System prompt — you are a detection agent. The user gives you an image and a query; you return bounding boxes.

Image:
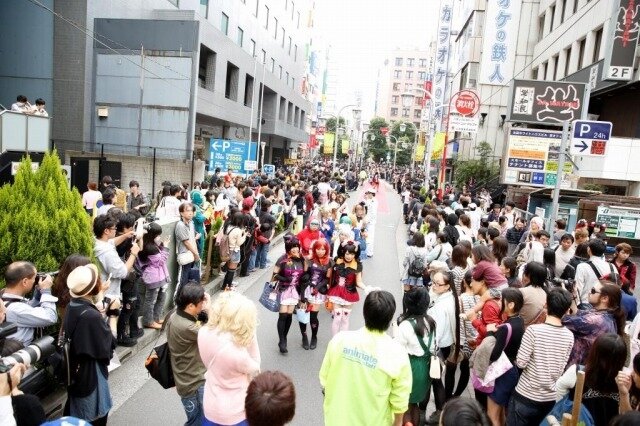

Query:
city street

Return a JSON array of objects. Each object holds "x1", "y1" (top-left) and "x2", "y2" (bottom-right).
[{"x1": 108, "y1": 182, "x2": 407, "y2": 425}]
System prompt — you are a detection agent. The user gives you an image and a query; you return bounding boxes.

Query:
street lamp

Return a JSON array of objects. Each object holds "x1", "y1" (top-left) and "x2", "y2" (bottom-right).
[
  {"x1": 397, "y1": 112, "x2": 419, "y2": 174},
  {"x1": 331, "y1": 104, "x2": 358, "y2": 174},
  {"x1": 387, "y1": 135, "x2": 401, "y2": 170}
]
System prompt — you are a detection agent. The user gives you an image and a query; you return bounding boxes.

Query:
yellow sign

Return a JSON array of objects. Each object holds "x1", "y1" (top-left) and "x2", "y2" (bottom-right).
[
  {"x1": 431, "y1": 132, "x2": 446, "y2": 159},
  {"x1": 341, "y1": 138, "x2": 349, "y2": 154},
  {"x1": 284, "y1": 158, "x2": 299, "y2": 165},
  {"x1": 415, "y1": 145, "x2": 425, "y2": 162},
  {"x1": 323, "y1": 133, "x2": 334, "y2": 154},
  {"x1": 418, "y1": 132, "x2": 426, "y2": 146}
]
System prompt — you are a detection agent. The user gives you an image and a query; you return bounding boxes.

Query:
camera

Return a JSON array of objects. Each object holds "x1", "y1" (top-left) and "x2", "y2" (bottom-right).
[
  {"x1": 551, "y1": 277, "x2": 575, "y2": 294},
  {"x1": 34, "y1": 271, "x2": 58, "y2": 286}
]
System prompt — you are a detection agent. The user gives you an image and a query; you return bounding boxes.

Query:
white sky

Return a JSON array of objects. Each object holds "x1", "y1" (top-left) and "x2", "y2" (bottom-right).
[{"x1": 314, "y1": 0, "x2": 440, "y2": 120}]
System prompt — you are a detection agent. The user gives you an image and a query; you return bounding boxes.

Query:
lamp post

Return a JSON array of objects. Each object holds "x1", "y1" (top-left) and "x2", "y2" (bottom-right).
[
  {"x1": 398, "y1": 109, "x2": 419, "y2": 175},
  {"x1": 387, "y1": 135, "x2": 400, "y2": 170},
  {"x1": 331, "y1": 104, "x2": 358, "y2": 174}
]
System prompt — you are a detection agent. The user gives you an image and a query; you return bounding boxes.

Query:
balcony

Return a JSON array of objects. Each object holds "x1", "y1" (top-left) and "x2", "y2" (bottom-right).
[{"x1": 0, "y1": 110, "x2": 50, "y2": 153}]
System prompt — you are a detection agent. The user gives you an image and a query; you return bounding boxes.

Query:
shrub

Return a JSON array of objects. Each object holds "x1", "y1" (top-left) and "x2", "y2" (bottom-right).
[{"x1": 0, "y1": 151, "x2": 93, "y2": 280}]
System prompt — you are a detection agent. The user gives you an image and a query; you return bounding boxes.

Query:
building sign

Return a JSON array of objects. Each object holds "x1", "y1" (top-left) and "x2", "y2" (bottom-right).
[
  {"x1": 209, "y1": 139, "x2": 258, "y2": 175},
  {"x1": 449, "y1": 114, "x2": 479, "y2": 133},
  {"x1": 502, "y1": 129, "x2": 573, "y2": 187},
  {"x1": 480, "y1": 0, "x2": 521, "y2": 85},
  {"x1": 597, "y1": 205, "x2": 640, "y2": 239},
  {"x1": 433, "y1": 0, "x2": 453, "y2": 131},
  {"x1": 507, "y1": 80, "x2": 586, "y2": 125},
  {"x1": 603, "y1": 0, "x2": 640, "y2": 81}
]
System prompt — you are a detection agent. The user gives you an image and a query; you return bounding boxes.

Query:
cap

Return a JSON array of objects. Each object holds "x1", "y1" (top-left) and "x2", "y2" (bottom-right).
[{"x1": 67, "y1": 264, "x2": 99, "y2": 298}]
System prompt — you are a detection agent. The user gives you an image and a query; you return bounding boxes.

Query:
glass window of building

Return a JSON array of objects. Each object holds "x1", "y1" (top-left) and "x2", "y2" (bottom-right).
[
  {"x1": 200, "y1": 0, "x2": 209, "y2": 18},
  {"x1": 264, "y1": 5, "x2": 270, "y2": 28},
  {"x1": 395, "y1": 57, "x2": 403, "y2": 66},
  {"x1": 391, "y1": 108, "x2": 398, "y2": 116},
  {"x1": 270, "y1": 58, "x2": 275, "y2": 72},
  {"x1": 274, "y1": 18, "x2": 279, "y2": 39},
  {"x1": 392, "y1": 95, "x2": 398, "y2": 104},
  {"x1": 394, "y1": 70, "x2": 401, "y2": 78},
  {"x1": 406, "y1": 70, "x2": 413, "y2": 79},
  {"x1": 407, "y1": 58, "x2": 414, "y2": 67},
  {"x1": 221, "y1": 12, "x2": 229, "y2": 35},
  {"x1": 419, "y1": 58, "x2": 427, "y2": 68},
  {"x1": 392, "y1": 83, "x2": 400, "y2": 91},
  {"x1": 237, "y1": 27, "x2": 244, "y2": 47},
  {"x1": 250, "y1": 39, "x2": 256, "y2": 57}
]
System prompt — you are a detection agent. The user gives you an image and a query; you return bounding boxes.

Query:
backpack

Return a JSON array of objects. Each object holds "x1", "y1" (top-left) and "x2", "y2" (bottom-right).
[
  {"x1": 114, "y1": 187, "x2": 127, "y2": 210},
  {"x1": 586, "y1": 261, "x2": 620, "y2": 285},
  {"x1": 408, "y1": 254, "x2": 426, "y2": 277},
  {"x1": 216, "y1": 226, "x2": 235, "y2": 262}
]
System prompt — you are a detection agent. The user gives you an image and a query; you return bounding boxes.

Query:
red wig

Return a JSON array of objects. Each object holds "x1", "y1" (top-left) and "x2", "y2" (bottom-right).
[{"x1": 310, "y1": 239, "x2": 331, "y2": 265}]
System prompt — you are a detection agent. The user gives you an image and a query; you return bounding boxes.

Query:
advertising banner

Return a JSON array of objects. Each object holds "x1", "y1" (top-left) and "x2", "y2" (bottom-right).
[
  {"x1": 508, "y1": 80, "x2": 586, "y2": 125},
  {"x1": 341, "y1": 138, "x2": 349, "y2": 154},
  {"x1": 415, "y1": 145, "x2": 425, "y2": 162},
  {"x1": 323, "y1": 133, "x2": 334, "y2": 154},
  {"x1": 480, "y1": 0, "x2": 521, "y2": 85},
  {"x1": 596, "y1": 205, "x2": 640, "y2": 239},
  {"x1": 431, "y1": 132, "x2": 446, "y2": 159},
  {"x1": 603, "y1": 0, "x2": 640, "y2": 81},
  {"x1": 209, "y1": 139, "x2": 258, "y2": 175},
  {"x1": 433, "y1": 0, "x2": 453, "y2": 132}
]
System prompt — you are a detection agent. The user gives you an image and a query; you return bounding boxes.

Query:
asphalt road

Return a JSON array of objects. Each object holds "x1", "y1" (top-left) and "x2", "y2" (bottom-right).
[{"x1": 108, "y1": 182, "x2": 407, "y2": 425}]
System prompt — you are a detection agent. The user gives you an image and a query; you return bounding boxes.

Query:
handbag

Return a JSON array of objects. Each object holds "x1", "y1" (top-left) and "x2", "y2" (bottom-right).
[
  {"x1": 145, "y1": 311, "x2": 175, "y2": 389},
  {"x1": 259, "y1": 282, "x2": 280, "y2": 312},
  {"x1": 295, "y1": 306, "x2": 310, "y2": 324},
  {"x1": 471, "y1": 323, "x2": 514, "y2": 393},
  {"x1": 177, "y1": 251, "x2": 195, "y2": 266},
  {"x1": 429, "y1": 353, "x2": 441, "y2": 380}
]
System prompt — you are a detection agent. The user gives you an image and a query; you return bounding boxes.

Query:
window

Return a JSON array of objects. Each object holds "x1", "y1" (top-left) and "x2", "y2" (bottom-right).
[
  {"x1": 578, "y1": 38, "x2": 586, "y2": 69},
  {"x1": 392, "y1": 95, "x2": 399, "y2": 104},
  {"x1": 294, "y1": 44, "x2": 298, "y2": 61},
  {"x1": 593, "y1": 27, "x2": 603, "y2": 62},
  {"x1": 414, "y1": 97, "x2": 421, "y2": 106},
  {"x1": 250, "y1": 39, "x2": 256, "y2": 57},
  {"x1": 274, "y1": 18, "x2": 278, "y2": 39},
  {"x1": 391, "y1": 107, "x2": 398, "y2": 116},
  {"x1": 281, "y1": 28, "x2": 286, "y2": 47},
  {"x1": 549, "y1": 5, "x2": 555, "y2": 31},
  {"x1": 561, "y1": 0, "x2": 567, "y2": 23},
  {"x1": 414, "y1": 109, "x2": 422, "y2": 119},
  {"x1": 552, "y1": 54, "x2": 559, "y2": 80},
  {"x1": 221, "y1": 12, "x2": 229, "y2": 35},
  {"x1": 404, "y1": 83, "x2": 412, "y2": 91},
  {"x1": 418, "y1": 71, "x2": 426, "y2": 80},
  {"x1": 200, "y1": 0, "x2": 209, "y2": 18},
  {"x1": 533, "y1": 67, "x2": 538, "y2": 80},
  {"x1": 564, "y1": 46, "x2": 572, "y2": 77},
  {"x1": 279, "y1": 97, "x2": 286, "y2": 121},
  {"x1": 279, "y1": 65, "x2": 283, "y2": 79},
  {"x1": 237, "y1": 27, "x2": 244, "y2": 47},
  {"x1": 407, "y1": 58, "x2": 415, "y2": 67},
  {"x1": 297, "y1": 11, "x2": 300, "y2": 28},
  {"x1": 198, "y1": 45, "x2": 216, "y2": 90},
  {"x1": 406, "y1": 70, "x2": 413, "y2": 79},
  {"x1": 264, "y1": 5, "x2": 269, "y2": 29},
  {"x1": 261, "y1": 49, "x2": 266, "y2": 64},
  {"x1": 292, "y1": 77, "x2": 295, "y2": 90},
  {"x1": 538, "y1": 15, "x2": 545, "y2": 41},
  {"x1": 254, "y1": 0, "x2": 259, "y2": 17},
  {"x1": 286, "y1": 72, "x2": 290, "y2": 85},
  {"x1": 287, "y1": 101, "x2": 293, "y2": 124},
  {"x1": 288, "y1": 37, "x2": 292, "y2": 55},
  {"x1": 392, "y1": 83, "x2": 400, "y2": 91},
  {"x1": 402, "y1": 108, "x2": 409, "y2": 118},
  {"x1": 244, "y1": 74, "x2": 254, "y2": 106},
  {"x1": 419, "y1": 58, "x2": 427, "y2": 68},
  {"x1": 225, "y1": 61, "x2": 239, "y2": 100},
  {"x1": 573, "y1": 0, "x2": 579, "y2": 13},
  {"x1": 291, "y1": 1, "x2": 295, "y2": 19},
  {"x1": 395, "y1": 57, "x2": 403, "y2": 66},
  {"x1": 393, "y1": 70, "x2": 401, "y2": 78},
  {"x1": 270, "y1": 57, "x2": 275, "y2": 72}
]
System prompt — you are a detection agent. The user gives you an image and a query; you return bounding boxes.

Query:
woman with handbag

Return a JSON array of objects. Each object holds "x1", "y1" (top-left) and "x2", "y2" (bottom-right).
[
  {"x1": 273, "y1": 236, "x2": 306, "y2": 354},
  {"x1": 484, "y1": 288, "x2": 525, "y2": 426},
  {"x1": 425, "y1": 271, "x2": 461, "y2": 424},
  {"x1": 302, "y1": 239, "x2": 333, "y2": 350},
  {"x1": 221, "y1": 212, "x2": 247, "y2": 291},
  {"x1": 395, "y1": 287, "x2": 436, "y2": 426},
  {"x1": 198, "y1": 291, "x2": 260, "y2": 426}
]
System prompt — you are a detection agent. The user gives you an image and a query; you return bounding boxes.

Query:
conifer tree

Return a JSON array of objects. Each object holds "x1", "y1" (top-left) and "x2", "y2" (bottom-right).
[{"x1": 0, "y1": 151, "x2": 93, "y2": 276}]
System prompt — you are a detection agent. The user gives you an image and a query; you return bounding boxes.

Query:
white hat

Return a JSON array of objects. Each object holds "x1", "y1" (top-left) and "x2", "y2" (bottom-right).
[
  {"x1": 469, "y1": 203, "x2": 477, "y2": 210},
  {"x1": 66, "y1": 264, "x2": 99, "y2": 298}
]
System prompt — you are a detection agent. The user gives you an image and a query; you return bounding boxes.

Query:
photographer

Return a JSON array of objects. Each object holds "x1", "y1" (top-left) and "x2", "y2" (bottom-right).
[
  {"x1": 1, "y1": 262, "x2": 58, "y2": 347},
  {"x1": 0, "y1": 363, "x2": 46, "y2": 426}
]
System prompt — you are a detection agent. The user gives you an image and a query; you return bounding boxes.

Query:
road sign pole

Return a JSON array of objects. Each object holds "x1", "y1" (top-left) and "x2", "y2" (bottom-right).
[{"x1": 549, "y1": 120, "x2": 570, "y2": 229}]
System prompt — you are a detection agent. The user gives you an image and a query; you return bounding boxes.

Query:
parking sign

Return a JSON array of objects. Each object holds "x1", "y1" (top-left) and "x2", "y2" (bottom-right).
[{"x1": 570, "y1": 120, "x2": 612, "y2": 157}]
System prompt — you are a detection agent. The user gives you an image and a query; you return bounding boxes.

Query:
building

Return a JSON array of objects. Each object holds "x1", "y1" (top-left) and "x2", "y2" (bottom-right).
[
  {"x1": 375, "y1": 48, "x2": 431, "y2": 128},
  {"x1": 0, "y1": 0, "x2": 311, "y2": 193}
]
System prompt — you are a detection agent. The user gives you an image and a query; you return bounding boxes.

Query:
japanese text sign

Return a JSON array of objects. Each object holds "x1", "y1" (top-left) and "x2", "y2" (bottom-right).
[
  {"x1": 480, "y1": 0, "x2": 521, "y2": 85},
  {"x1": 433, "y1": 0, "x2": 453, "y2": 132},
  {"x1": 507, "y1": 80, "x2": 586, "y2": 125},
  {"x1": 603, "y1": 0, "x2": 640, "y2": 81}
]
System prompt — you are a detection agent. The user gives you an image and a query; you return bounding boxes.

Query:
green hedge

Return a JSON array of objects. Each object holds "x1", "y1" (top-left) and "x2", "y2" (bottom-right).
[{"x1": 0, "y1": 151, "x2": 93, "y2": 280}]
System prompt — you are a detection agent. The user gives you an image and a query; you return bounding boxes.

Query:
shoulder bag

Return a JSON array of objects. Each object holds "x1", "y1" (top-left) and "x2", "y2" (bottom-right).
[
  {"x1": 144, "y1": 311, "x2": 175, "y2": 389},
  {"x1": 259, "y1": 281, "x2": 281, "y2": 312}
]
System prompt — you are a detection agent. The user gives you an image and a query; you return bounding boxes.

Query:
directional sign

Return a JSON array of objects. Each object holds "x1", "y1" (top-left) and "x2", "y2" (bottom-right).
[
  {"x1": 570, "y1": 120, "x2": 612, "y2": 157},
  {"x1": 209, "y1": 139, "x2": 258, "y2": 175}
]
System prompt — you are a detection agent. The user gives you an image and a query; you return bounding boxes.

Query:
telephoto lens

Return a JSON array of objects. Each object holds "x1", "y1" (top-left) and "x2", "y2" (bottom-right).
[{"x1": 2, "y1": 336, "x2": 55, "y2": 368}]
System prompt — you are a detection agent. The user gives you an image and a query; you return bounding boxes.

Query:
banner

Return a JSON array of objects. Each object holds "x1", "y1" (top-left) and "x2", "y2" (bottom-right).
[
  {"x1": 415, "y1": 145, "x2": 425, "y2": 162},
  {"x1": 431, "y1": 132, "x2": 446, "y2": 159},
  {"x1": 433, "y1": 0, "x2": 453, "y2": 131},
  {"x1": 323, "y1": 133, "x2": 334, "y2": 154},
  {"x1": 480, "y1": 0, "x2": 521, "y2": 85},
  {"x1": 341, "y1": 138, "x2": 349, "y2": 154}
]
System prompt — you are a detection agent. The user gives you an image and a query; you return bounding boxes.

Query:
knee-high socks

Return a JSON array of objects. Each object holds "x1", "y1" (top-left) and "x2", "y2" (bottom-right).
[
  {"x1": 222, "y1": 267, "x2": 236, "y2": 289},
  {"x1": 277, "y1": 313, "x2": 293, "y2": 351}
]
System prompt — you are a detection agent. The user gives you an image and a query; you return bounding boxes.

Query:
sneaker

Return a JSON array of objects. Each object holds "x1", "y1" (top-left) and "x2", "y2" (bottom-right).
[
  {"x1": 130, "y1": 329, "x2": 144, "y2": 339},
  {"x1": 117, "y1": 336, "x2": 138, "y2": 347},
  {"x1": 247, "y1": 268, "x2": 257, "y2": 273}
]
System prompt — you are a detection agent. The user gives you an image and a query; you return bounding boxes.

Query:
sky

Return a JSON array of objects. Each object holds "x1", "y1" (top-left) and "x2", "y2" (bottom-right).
[{"x1": 313, "y1": 0, "x2": 440, "y2": 120}]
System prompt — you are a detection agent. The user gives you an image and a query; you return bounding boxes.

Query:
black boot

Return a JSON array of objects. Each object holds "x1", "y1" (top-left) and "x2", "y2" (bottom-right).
[
  {"x1": 301, "y1": 333, "x2": 309, "y2": 350},
  {"x1": 222, "y1": 269, "x2": 235, "y2": 290},
  {"x1": 310, "y1": 311, "x2": 319, "y2": 350},
  {"x1": 277, "y1": 314, "x2": 288, "y2": 354}
]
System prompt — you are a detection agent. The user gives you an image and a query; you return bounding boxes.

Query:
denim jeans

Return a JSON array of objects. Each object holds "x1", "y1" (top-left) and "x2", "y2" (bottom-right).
[
  {"x1": 247, "y1": 247, "x2": 257, "y2": 271},
  {"x1": 180, "y1": 384, "x2": 204, "y2": 426},
  {"x1": 256, "y1": 242, "x2": 270, "y2": 268},
  {"x1": 142, "y1": 285, "x2": 167, "y2": 326},
  {"x1": 506, "y1": 392, "x2": 555, "y2": 426}
]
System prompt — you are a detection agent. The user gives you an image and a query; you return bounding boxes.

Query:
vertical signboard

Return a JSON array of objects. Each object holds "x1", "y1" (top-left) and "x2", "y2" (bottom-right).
[
  {"x1": 433, "y1": 0, "x2": 453, "y2": 132},
  {"x1": 480, "y1": 0, "x2": 521, "y2": 85},
  {"x1": 507, "y1": 80, "x2": 586, "y2": 125},
  {"x1": 603, "y1": 0, "x2": 640, "y2": 81}
]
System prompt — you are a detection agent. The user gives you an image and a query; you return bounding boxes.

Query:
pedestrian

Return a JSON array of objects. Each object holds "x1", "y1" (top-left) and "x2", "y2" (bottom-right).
[
  {"x1": 611, "y1": 243, "x2": 636, "y2": 292},
  {"x1": 519, "y1": 261, "x2": 548, "y2": 326},
  {"x1": 616, "y1": 352, "x2": 640, "y2": 413},
  {"x1": 556, "y1": 333, "x2": 626, "y2": 426},
  {"x1": 506, "y1": 288, "x2": 574, "y2": 426},
  {"x1": 199, "y1": 291, "x2": 260, "y2": 426},
  {"x1": 175, "y1": 203, "x2": 200, "y2": 293},
  {"x1": 190, "y1": 192, "x2": 207, "y2": 260},
  {"x1": 63, "y1": 264, "x2": 116, "y2": 426},
  {"x1": 52, "y1": 254, "x2": 92, "y2": 320},
  {"x1": 500, "y1": 257, "x2": 521, "y2": 288},
  {"x1": 574, "y1": 239, "x2": 616, "y2": 308},
  {"x1": 127, "y1": 180, "x2": 149, "y2": 215},
  {"x1": 137, "y1": 222, "x2": 169, "y2": 330},
  {"x1": 401, "y1": 232, "x2": 429, "y2": 291},
  {"x1": 302, "y1": 239, "x2": 332, "y2": 350},
  {"x1": 82, "y1": 182, "x2": 102, "y2": 216},
  {"x1": 440, "y1": 398, "x2": 490, "y2": 426},
  {"x1": 363, "y1": 188, "x2": 378, "y2": 257},
  {"x1": 327, "y1": 241, "x2": 369, "y2": 335},
  {"x1": 220, "y1": 212, "x2": 247, "y2": 290},
  {"x1": 273, "y1": 236, "x2": 306, "y2": 354},
  {"x1": 319, "y1": 290, "x2": 412, "y2": 426},
  {"x1": 296, "y1": 218, "x2": 321, "y2": 258},
  {"x1": 244, "y1": 371, "x2": 296, "y2": 426},
  {"x1": 395, "y1": 286, "x2": 436, "y2": 426},
  {"x1": 166, "y1": 282, "x2": 209, "y2": 426}
]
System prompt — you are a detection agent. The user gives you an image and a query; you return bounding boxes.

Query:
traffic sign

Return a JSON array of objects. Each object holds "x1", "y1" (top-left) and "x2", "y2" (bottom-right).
[
  {"x1": 451, "y1": 90, "x2": 480, "y2": 117},
  {"x1": 570, "y1": 120, "x2": 612, "y2": 157},
  {"x1": 263, "y1": 164, "x2": 275, "y2": 177}
]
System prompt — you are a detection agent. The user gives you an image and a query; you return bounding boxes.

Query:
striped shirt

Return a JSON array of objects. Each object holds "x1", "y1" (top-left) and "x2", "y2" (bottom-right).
[{"x1": 515, "y1": 323, "x2": 574, "y2": 402}]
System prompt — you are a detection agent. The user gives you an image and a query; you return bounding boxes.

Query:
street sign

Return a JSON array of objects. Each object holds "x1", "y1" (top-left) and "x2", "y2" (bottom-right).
[
  {"x1": 209, "y1": 139, "x2": 258, "y2": 175},
  {"x1": 244, "y1": 160, "x2": 258, "y2": 171},
  {"x1": 449, "y1": 113, "x2": 479, "y2": 133},
  {"x1": 603, "y1": 0, "x2": 640, "y2": 81},
  {"x1": 596, "y1": 205, "x2": 640, "y2": 239},
  {"x1": 570, "y1": 120, "x2": 612, "y2": 156},
  {"x1": 507, "y1": 80, "x2": 586, "y2": 125},
  {"x1": 263, "y1": 164, "x2": 275, "y2": 177},
  {"x1": 451, "y1": 90, "x2": 480, "y2": 116}
]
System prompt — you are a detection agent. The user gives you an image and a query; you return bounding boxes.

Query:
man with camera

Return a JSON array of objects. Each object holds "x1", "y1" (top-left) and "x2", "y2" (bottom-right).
[{"x1": 1, "y1": 262, "x2": 58, "y2": 347}]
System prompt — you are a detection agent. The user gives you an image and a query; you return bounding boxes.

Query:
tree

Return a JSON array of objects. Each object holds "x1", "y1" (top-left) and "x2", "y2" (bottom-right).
[
  {"x1": 0, "y1": 151, "x2": 93, "y2": 277},
  {"x1": 390, "y1": 121, "x2": 417, "y2": 166},
  {"x1": 453, "y1": 141, "x2": 500, "y2": 189},
  {"x1": 366, "y1": 117, "x2": 391, "y2": 163}
]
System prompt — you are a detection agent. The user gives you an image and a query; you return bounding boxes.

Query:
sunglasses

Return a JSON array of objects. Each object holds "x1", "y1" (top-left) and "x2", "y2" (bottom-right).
[{"x1": 590, "y1": 288, "x2": 601, "y2": 295}]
